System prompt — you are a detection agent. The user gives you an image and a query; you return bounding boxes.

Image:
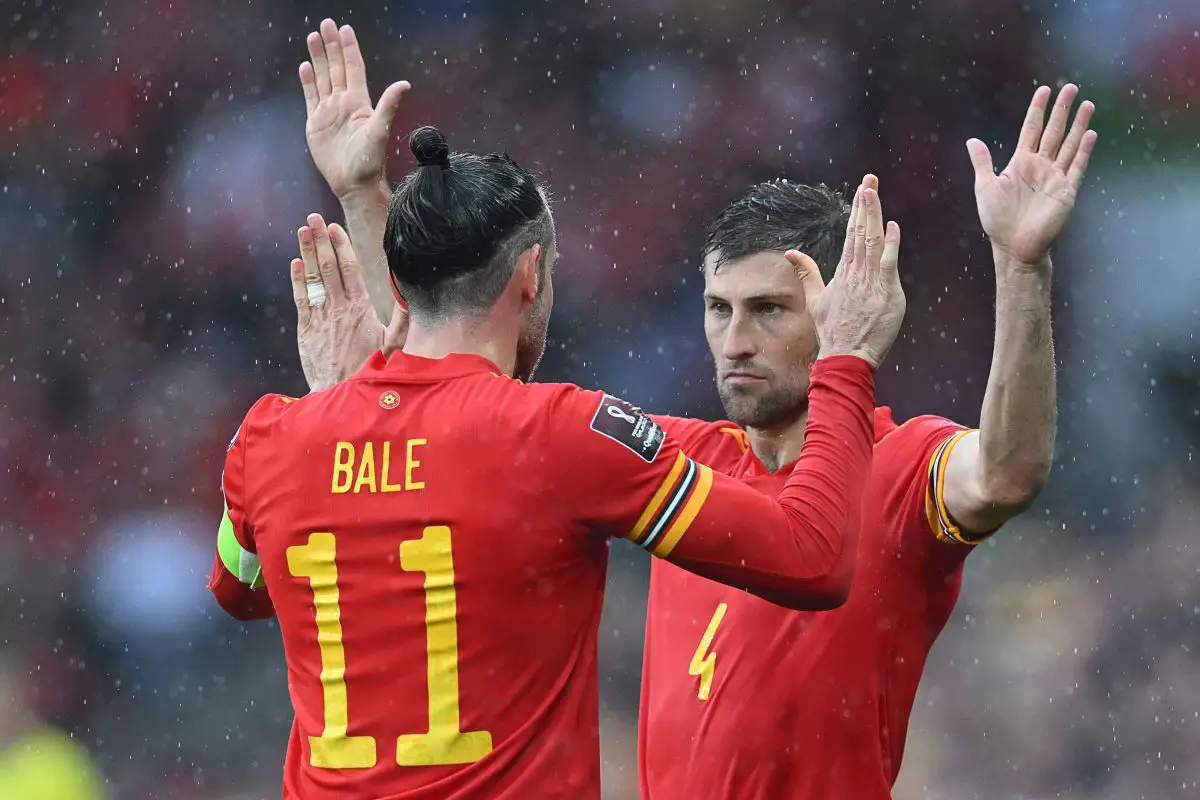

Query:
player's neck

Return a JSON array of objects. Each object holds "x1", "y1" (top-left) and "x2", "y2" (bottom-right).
[
  {"x1": 746, "y1": 409, "x2": 810, "y2": 474},
  {"x1": 403, "y1": 317, "x2": 519, "y2": 377}
]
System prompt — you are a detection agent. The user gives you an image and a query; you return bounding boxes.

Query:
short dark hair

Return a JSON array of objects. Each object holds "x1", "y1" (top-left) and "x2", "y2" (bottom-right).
[
  {"x1": 702, "y1": 179, "x2": 849, "y2": 281},
  {"x1": 385, "y1": 126, "x2": 553, "y2": 318}
]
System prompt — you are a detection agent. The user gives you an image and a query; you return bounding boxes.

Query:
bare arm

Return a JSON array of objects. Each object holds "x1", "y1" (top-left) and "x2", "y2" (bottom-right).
[
  {"x1": 339, "y1": 180, "x2": 394, "y2": 320},
  {"x1": 299, "y1": 17, "x2": 408, "y2": 323},
  {"x1": 942, "y1": 257, "x2": 1055, "y2": 533},
  {"x1": 943, "y1": 83, "x2": 1097, "y2": 535}
]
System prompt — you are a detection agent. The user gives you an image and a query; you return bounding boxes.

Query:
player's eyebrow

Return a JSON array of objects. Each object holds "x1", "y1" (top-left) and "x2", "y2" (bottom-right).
[{"x1": 704, "y1": 292, "x2": 794, "y2": 305}]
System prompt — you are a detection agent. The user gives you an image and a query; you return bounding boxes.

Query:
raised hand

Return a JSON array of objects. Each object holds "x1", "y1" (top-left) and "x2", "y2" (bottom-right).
[
  {"x1": 291, "y1": 214, "x2": 408, "y2": 392},
  {"x1": 966, "y1": 84, "x2": 1097, "y2": 267},
  {"x1": 787, "y1": 175, "x2": 906, "y2": 369},
  {"x1": 300, "y1": 19, "x2": 410, "y2": 200}
]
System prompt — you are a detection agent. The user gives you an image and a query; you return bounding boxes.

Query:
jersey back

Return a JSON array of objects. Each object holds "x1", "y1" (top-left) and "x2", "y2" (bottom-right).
[{"x1": 231, "y1": 353, "x2": 612, "y2": 800}]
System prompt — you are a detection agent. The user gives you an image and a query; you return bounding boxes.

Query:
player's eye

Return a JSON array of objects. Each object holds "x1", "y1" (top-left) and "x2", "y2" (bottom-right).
[
  {"x1": 707, "y1": 301, "x2": 731, "y2": 315},
  {"x1": 757, "y1": 302, "x2": 782, "y2": 315}
]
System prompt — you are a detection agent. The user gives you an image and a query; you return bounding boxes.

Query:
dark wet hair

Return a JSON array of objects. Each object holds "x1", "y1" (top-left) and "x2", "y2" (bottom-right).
[
  {"x1": 702, "y1": 179, "x2": 848, "y2": 281},
  {"x1": 384, "y1": 126, "x2": 553, "y2": 317}
]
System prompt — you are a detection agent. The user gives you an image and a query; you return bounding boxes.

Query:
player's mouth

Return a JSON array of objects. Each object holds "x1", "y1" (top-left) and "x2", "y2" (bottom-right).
[{"x1": 723, "y1": 371, "x2": 766, "y2": 387}]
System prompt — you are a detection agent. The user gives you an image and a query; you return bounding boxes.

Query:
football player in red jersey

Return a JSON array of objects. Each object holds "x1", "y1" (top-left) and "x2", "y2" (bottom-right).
[
  {"x1": 281, "y1": 20, "x2": 1095, "y2": 797},
  {"x1": 637, "y1": 86, "x2": 1095, "y2": 798},
  {"x1": 208, "y1": 116, "x2": 908, "y2": 798}
]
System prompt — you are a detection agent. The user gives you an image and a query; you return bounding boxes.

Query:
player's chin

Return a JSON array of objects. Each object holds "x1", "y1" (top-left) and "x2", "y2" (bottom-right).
[{"x1": 718, "y1": 388, "x2": 760, "y2": 421}]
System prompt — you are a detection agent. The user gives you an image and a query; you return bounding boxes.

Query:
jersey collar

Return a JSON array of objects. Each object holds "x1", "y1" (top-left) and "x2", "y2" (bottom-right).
[
  {"x1": 735, "y1": 406, "x2": 897, "y2": 477},
  {"x1": 359, "y1": 350, "x2": 506, "y2": 381}
]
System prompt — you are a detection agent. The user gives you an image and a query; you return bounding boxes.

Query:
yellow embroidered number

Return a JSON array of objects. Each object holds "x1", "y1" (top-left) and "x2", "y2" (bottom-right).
[
  {"x1": 688, "y1": 602, "x2": 728, "y2": 701},
  {"x1": 397, "y1": 526, "x2": 493, "y2": 765},
  {"x1": 286, "y1": 527, "x2": 493, "y2": 770}
]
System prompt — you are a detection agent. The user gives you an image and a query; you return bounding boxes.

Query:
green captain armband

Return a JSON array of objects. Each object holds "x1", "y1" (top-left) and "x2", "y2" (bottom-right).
[{"x1": 217, "y1": 505, "x2": 265, "y2": 589}]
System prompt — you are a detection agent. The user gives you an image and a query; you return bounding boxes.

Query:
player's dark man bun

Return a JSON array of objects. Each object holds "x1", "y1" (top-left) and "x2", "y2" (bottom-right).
[
  {"x1": 385, "y1": 125, "x2": 552, "y2": 318},
  {"x1": 410, "y1": 126, "x2": 450, "y2": 168},
  {"x1": 703, "y1": 179, "x2": 848, "y2": 282}
]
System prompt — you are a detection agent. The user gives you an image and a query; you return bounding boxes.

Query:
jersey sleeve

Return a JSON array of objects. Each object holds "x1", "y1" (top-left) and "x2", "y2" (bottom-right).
[
  {"x1": 207, "y1": 394, "x2": 288, "y2": 621},
  {"x1": 543, "y1": 355, "x2": 877, "y2": 610},
  {"x1": 879, "y1": 415, "x2": 989, "y2": 575}
]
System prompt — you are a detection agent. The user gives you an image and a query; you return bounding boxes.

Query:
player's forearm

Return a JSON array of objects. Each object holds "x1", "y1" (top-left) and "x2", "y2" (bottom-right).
[
  {"x1": 668, "y1": 357, "x2": 874, "y2": 610},
  {"x1": 340, "y1": 180, "x2": 394, "y2": 323},
  {"x1": 976, "y1": 251, "x2": 1057, "y2": 510}
]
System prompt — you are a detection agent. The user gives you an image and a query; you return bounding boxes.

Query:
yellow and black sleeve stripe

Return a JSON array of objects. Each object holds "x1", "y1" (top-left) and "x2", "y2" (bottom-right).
[
  {"x1": 626, "y1": 451, "x2": 714, "y2": 558},
  {"x1": 925, "y1": 430, "x2": 993, "y2": 546}
]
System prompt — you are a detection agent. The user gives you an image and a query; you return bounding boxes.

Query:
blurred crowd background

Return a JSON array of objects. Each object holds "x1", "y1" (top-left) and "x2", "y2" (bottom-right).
[{"x1": 1, "y1": 0, "x2": 1197, "y2": 797}]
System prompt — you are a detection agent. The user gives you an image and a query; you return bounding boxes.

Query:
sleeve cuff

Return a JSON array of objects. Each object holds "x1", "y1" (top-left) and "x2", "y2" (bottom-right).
[{"x1": 925, "y1": 430, "x2": 994, "y2": 546}]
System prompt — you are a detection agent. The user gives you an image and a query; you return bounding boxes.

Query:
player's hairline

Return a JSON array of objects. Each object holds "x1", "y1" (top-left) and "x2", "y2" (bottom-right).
[{"x1": 701, "y1": 246, "x2": 801, "y2": 275}]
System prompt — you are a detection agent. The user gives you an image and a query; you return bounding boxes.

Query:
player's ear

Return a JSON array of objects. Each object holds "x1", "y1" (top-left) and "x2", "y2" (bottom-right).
[{"x1": 516, "y1": 243, "x2": 541, "y2": 305}]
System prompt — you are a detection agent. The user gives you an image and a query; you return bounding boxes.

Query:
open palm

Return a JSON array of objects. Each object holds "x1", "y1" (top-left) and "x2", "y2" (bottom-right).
[
  {"x1": 300, "y1": 18, "x2": 410, "y2": 198},
  {"x1": 967, "y1": 84, "x2": 1097, "y2": 266}
]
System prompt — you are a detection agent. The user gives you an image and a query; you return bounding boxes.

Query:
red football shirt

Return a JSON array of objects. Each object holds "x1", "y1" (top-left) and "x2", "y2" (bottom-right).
[
  {"x1": 640, "y1": 408, "x2": 982, "y2": 799},
  {"x1": 207, "y1": 351, "x2": 879, "y2": 800}
]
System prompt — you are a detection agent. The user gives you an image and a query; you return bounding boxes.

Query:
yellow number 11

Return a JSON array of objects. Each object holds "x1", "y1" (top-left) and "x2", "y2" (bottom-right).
[{"x1": 286, "y1": 526, "x2": 493, "y2": 770}]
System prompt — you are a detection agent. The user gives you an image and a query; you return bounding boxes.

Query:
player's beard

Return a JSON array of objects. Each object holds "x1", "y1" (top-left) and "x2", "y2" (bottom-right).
[
  {"x1": 514, "y1": 291, "x2": 551, "y2": 382},
  {"x1": 719, "y1": 378, "x2": 809, "y2": 430}
]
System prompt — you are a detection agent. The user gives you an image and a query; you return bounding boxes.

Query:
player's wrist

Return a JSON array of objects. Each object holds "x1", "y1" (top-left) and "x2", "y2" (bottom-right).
[
  {"x1": 814, "y1": 350, "x2": 880, "y2": 372},
  {"x1": 338, "y1": 178, "x2": 392, "y2": 210},
  {"x1": 990, "y1": 243, "x2": 1053, "y2": 275},
  {"x1": 811, "y1": 353, "x2": 877, "y2": 384},
  {"x1": 992, "y1": 250, "x2": 1054, "y2": 296}
]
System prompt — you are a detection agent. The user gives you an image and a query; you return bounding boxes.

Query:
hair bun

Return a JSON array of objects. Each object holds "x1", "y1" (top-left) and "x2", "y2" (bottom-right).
[{"x1": 410, "y1": 126, "x2": 451, "y2": 168}]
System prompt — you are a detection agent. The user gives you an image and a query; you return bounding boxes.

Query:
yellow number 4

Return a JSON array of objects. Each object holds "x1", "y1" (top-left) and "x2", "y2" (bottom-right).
[
  {"x1": 688, "y1": 602, "x2": 728, "y2": 702},
  {"x1": 287, "y1": 527, "x2": 493, "y2": 770}
]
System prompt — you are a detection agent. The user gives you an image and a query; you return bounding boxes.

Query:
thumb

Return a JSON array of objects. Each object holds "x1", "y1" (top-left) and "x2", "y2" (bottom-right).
[
  {"x1": 382, "y1": 302, "x2": 409, "y2": 356},
  {"x1": 371, "y1": 81, "x2": 411, "y2": 138},
  {"x1": 786, "y1": 250, "x2": 825, "y2": 310},
  {"x1": 965, "y1": 138, "x2": 995, "y2": 185}
]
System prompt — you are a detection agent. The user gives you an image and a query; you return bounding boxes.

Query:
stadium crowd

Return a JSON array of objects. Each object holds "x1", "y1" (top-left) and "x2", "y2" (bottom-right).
[{"x1": 1, "y1": 0, "x2": 1197, "y2": 797}]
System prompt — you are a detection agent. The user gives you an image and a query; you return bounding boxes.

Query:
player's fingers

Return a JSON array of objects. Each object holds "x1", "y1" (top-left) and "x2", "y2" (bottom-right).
[
  {"x1": 328, "y1": 223, "x2": 364, "y2": 302},
  {"x1": 861, "y1": 173, "x2": 878, "y2": 193},
  {"x1": 839, "y1": 183, "x2": 863, "y2": 266},
  {"x1": 1056, "y1": 99, "x2": 1095, "y2": 171},
  {"x1": 850, "y1": 189, "x2": 875, "y2": 281},
  {"x1": 965, "y1": 138, "x2": 995, "y2": 185},
  {"x1": 309, "y1": 214, "x2": 345, "y2": 307},
  {"x1": 371, "y1": 81, "x2": 411, "y2": 140},
  {"x1": 320, "y1": 18, "x2": 346, "y2": 93},
  {"x1": 880, "y1": 221, "x2": 901, "y2": 286},
  {"x1": 340, "y1": 24, "x2": 368, "y2": 93},
  {"x1": 1066, "y1": 129, "x2": 1098, "y2": 190},
  {"x1": 1015, "y1": 85, "x2": 1051, "y2": 153},
  {"x1": 382, "y1": 302, "x2": 410, "y2": 356},
  {"x1": 290, "y1": 258, "x2": 311, "y2": 319},
  {"x1": 298, "y1": 225, "x2": 321, "y2": 284},
  {"x1": 787, "y1": 250, "x2": 825, "y2": 311},
  {"x1": 860, "y1": 188, "x2": 885, "y2": 279},
  {"x1": 299, "y1": 62, "x2": 318, "y2": 114},
  {"x1": 1038, "y1": 83, "x2": 1078, "y2": 159},
  {"x1": 306, "y1": 31, "x2": 332, "y2": 98}
]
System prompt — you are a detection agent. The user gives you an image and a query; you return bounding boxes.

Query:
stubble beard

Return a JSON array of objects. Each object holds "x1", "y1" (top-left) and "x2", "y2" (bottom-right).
[{"x1": 718, "y1": 381, "x2": 809, "y2": 431}]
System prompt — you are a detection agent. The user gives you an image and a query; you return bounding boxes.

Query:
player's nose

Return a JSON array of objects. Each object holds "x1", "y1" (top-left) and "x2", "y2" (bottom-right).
[{"x1": 721, "y1": 316, "x2": 757, "y2": 361}]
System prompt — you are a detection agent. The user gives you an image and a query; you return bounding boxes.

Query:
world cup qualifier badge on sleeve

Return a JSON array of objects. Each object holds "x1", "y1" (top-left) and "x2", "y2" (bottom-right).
[{"x1": 589, "y1": 395, "x2": 666, "y2": 462}]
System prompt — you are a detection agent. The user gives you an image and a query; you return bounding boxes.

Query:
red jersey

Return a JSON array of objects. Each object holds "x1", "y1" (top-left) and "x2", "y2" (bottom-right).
[
  {"x1": 640, "y1": 408, "x2": 984, "y2": 799},
  {"x1": 207, "y1": 351, "x2": 879, "y2": 800}
]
